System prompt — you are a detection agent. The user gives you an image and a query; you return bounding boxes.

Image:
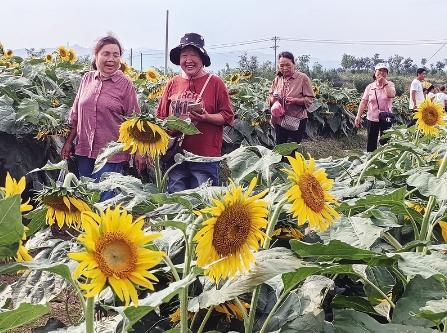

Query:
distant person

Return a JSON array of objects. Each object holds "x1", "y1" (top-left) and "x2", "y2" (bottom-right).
[
  {"x1": 426, "y1": 84, "x2": 436, "y2": 101},
  {"x1": 434, "y1": 85, "x2": 447, "y2": 109},
  {"x1": 268, "y1": 51, "x2": 315, "y2": 145},
  {"x1": 409, "y1": 68, "x2": 426, "y2": 111},
  {"x1": 60, "y1": 35, "x2": 145, "y2": 200},
  {"x1": 157, "y1": 33, "x2": 234, "y2": 193},
  {"x1": 355, "y1": 63, "x2": 396, "y2": 152}
]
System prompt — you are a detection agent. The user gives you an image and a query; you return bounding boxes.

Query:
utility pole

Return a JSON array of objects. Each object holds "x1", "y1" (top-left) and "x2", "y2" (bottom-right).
[
  {"x1": 130, "y1": 48, "x2": 133, "y2": 66},
  {"x1": 271, "y1": 36, "x2": 280, "y2": 70},
  {"x1": 164, "y1": 10, "x2": 169, "y2": 75},
  {"x1": 140, "y1": 52, "x2": 143, "y2": 71}
]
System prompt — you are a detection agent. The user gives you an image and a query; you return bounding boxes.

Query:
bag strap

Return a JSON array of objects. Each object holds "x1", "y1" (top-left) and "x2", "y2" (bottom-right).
[
  {"x1": 374, "y1": 88, "x2": 381, "y2": 111},
  {"x1": 198, "y1": 74, "x2": 213, "y2": 98}
]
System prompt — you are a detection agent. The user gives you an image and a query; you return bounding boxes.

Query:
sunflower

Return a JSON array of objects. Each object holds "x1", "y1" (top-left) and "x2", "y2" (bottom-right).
[
  {"x1": 145, "y1": 68, "x2": 160, "y2": 82},
  {"x1": 68, "y1": 207, "x2": 164, "y2": 307},
  {"x1": 57, "y1": 46, "x2": 69, "y2": 60},
  {"x1": 194, "y1": 177, "x2": 268, "y2": 282},
  {"x1": 439, "y1": 221, "x2": 447, "y2": 242},
  {"x1": 4, "y1": 49, "x2": 13, "y2": 58},
  {"x1": 45, "y1": 54, "x2": 53, "y2": 63},
  {"x1": 241, "y1": 71, "x2": 252, "y2": 80},
  {"x1": 1, "y1": 172, "x2": 32, "y2": 212},
  {"x1": 413, "y1": 99, "x2": 446, "y2": 136},
  {"x1": 229, "y1": 73, "x2": 241, "y2": 85},
  {"x1": 272, "y1": 226, "x2": 304, "y2": 239},
  {"x1": 215, "y1": 300, "x2": 250, "y2": 321},
  {"x1": 169, "y1": 308, "x2": 194, "y2": 323},
  {"x1": 67, "y1": 48, "x2": 77, "y2": 64},
  {"x1": 283, "y1": 153, "x2": 339, "y2": 232},
  {"x1": 16, "y1": 227, "x2": 32, "y2": 262},
  {"x1": 119, "y1": 118, "x2": 170, "y2": 158},
  {"x1": 41, "y1": 193, "x2": 91, "y2": 229}
]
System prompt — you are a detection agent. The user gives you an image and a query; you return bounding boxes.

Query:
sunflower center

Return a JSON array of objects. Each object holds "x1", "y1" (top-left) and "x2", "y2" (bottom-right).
[
  {"x1": 298, "y1": 174, "x2": 325, "y2": 213},
  {"x1": 212, "y1": 203, "x2": 251, "y2": 257},
  {"x1": 421, "y1": 107, "x2": 439, "y2": 126},
  {"x1": 128, "y1": 123, "x2": 161, "y2": 143},
  {"x1": 43, "y1": 195, "x2": 71, "y2": 212},
  {"x1": 94, "y1": 233, "x2": 137, "y2": 278}
]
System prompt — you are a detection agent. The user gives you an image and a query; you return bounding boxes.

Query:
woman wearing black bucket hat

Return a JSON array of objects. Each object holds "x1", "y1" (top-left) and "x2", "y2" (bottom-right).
[{"x1": 157, "y1": 33, "x2": 234, "y2": 193}]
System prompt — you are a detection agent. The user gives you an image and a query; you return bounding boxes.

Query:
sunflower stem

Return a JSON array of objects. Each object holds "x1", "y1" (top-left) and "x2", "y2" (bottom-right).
[
  {"x1": 154, "y1": 155, "x2": 163, "y2": 192},
  {"x1": 382, "y1": 232, "x2": 402, "y2": 250},
  {"x1": 356, "y1": 148, "x2": 396, "y2": 186},
  {"x1": 417, "y1": 150, "x2": 447, "y2": 253},
  {"x1": 161, "y1": 161, "x2": 181, "y2": 191},
  {"x1": 196, "y1": 306, "x2": 213, "y2": 333},
  {"x1": 62, "y1": 172, "x2": 79, "y2": 188},
  {"x1": 163, "y1": 256, "x2": 180, "y2": 282},
  {"x1": 85, "y1": 297, "x2": 94, "y2": 333},
  {"x1": 359, "y1": 275, "x2": 395, "y2": 309},
  {"x1": 234, "y1": 297, "x2": 249, "y2": 324},
  {"x1": 247, "y1": 198, "x2": 287, "y2": 333},
  {"x1": 259, "y1": 292, "x2": 288, "y2": 333},
  {"x1": 180, "y1": 215, "x2": 204, "y2": 333}
]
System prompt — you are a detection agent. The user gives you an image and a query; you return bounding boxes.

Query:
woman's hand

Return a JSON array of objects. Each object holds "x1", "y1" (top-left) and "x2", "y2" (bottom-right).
[
  {"x1": 189, "y1": 108, "x2": 209, "y2": 122},
  {"x1": 134, "y1": 154, "x2": 147, "y2": 173},
  {"x1": 355, "y1": 115, "x2": 362, "y2": 128},
  {"x1": 60, "y1": 141, "x2": 73, "y2": 160}
]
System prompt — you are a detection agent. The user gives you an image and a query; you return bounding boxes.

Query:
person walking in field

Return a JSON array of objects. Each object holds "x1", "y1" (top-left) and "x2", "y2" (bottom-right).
[
  {"x1": 268, "y1": 51, "x2": 315, "y2": 145},
  {"x1": 434, "y1": 85, "x2": 447, "y2": 109},
  {"x1": 60, "y1": 35, "x2": 146, "y2": 200},
  {"x1": 157, "y1": 33, "x2": 234, "y2": 193},
  {"x1": 355, "y1": 63, "x2": 396, "y2": 152},
  {"x1": 409, "y1": 68, "x2": 426, "y2": 112}
]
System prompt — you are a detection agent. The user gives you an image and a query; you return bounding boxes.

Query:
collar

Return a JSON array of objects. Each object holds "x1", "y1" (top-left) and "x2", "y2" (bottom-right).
[
  {"x1": 282, "y1": 71, "x2": 299, "y2": 81},
  {"x1": 94, "y1": 70, "x2": 122, "y2": 82}
]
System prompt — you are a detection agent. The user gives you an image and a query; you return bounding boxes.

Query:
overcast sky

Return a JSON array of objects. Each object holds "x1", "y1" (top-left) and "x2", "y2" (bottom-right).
[{"x1": 2, "y1": 0, "x2": 447, "y2": 67}]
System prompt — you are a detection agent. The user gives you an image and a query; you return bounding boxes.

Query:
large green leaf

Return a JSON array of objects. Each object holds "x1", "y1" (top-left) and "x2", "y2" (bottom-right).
[
  {"x1": 334, "y1": 309, "x2": 438, "y2": 333},
  {"x1": 290, "y1": 239, "x2": 390, "y2": 262},
  {"x1": 416, "y1": 299, "x2": 447, "y2": 325},
  {"x1": 0, "y1": 196, "x2": 23, "y2": 257},
  {"x1": 407, "y1": 171, "x2": 447, "y2": 201},
  {"x1": 273, "y1": 143, "x2": 300, "y2": 156},
  {"x1": 363, "y1": 267, "x2": 396, "y2": 302},
  {"x1": 332, "y1": 295, "x2": 379, "y2": 316},
  {"x1": 0, "y1": 261, "x2": 73, "y2": 284},
  {"x1": 188, "y1": 248, "x2": 304, "y2": 311},
  {"x1": 397, "y1": 252, "x2": 447, "y2": 279},
  {"x1": 320, "y1": 217, "x2": 384, "y2": 250},
  {"x1": 93, "y1": 141, "x2": 125, "y2": 173},
  {"x1": 261, "y1": 276, "x2": 333, "y2": 333},
  {"x1": 224, "y1": 145, "x2": 282, "y2": 182},
  {"x1": 0, "y1": 303, "x2": 50, "y2": 333},
  {"x1": 165, "y1": 116, "x2": 201, "y2": 135},
  {"x1": 112, "y1": 274, "x2": 196, "y2": 331},
  {"x1": 392, "y1": 275, "x2": 446, "y2": 327}
]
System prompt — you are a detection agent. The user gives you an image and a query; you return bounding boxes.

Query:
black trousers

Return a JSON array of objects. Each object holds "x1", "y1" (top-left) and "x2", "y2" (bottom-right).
[
  {"x1": 367, "y1": 120, "x2": 392, "y2": 152},
  {"x1": 274, "y1": 118, "x2": 308, "y2": 145}
]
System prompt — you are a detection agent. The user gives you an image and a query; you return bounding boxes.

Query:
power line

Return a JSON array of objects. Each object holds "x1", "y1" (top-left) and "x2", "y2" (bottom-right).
[
  {"x1": 282, "y1": 37, "x2": 447, "y2": 46},
  {"x1": 425, "y1": 42, "x2": 447, "y2": 64}
]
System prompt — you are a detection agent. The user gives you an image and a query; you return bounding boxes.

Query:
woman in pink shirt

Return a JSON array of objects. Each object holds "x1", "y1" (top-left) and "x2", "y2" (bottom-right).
[
  {"x1": 60, "y1": 36, "x2": 145, "y2": 200},
  {"x1": 355, "y1": 63, "x2": 396, "y2": 152}
]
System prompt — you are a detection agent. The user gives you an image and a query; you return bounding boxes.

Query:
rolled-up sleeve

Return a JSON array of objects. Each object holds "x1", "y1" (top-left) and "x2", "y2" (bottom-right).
[
  {"x1": 156, "y1": 80, "x2": 173, "y2": 120},
  {"x1": 125, "y1": 84, "x2": 141, "y2": 116},
  {"x1": 302, "y1": 75, "x2": 315, "y2": 109},
  {"x1": 216, "y1": 78, "x2": 234, "y2": 126}
]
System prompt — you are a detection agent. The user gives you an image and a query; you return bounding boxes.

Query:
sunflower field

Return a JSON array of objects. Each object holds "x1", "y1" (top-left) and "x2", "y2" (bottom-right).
[{"x1": 2, "y1": 45, "x2": 447, "y2": 333}]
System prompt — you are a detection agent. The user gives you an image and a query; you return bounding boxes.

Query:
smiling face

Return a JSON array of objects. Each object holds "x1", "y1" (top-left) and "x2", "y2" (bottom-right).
[
  {"x1": 179, "y1": 46, "x2": 203, "y2": 77},
  {"x1": 95, "y1": 43, "x2": 121, "y2": 76}
]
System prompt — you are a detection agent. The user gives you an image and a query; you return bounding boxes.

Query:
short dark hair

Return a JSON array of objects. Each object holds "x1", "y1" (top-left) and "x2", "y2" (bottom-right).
[
  {"x1": 278, "y1": 51, "x2": 295, "y2": 64},
  {"x1": 92, "y1": 35, "x2": 123, "y2": 70},
  {"x1": 440, "y1": 85, "x2": 446, "y2": 92},
  {"x1": 416, "y1": 68, "x2": 426, "y2": 75}
]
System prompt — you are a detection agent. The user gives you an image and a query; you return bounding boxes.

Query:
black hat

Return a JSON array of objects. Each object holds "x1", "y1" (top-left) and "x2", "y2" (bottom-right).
[{"x1": 169, "y1": 33, "x2": 211, "y2": 67}]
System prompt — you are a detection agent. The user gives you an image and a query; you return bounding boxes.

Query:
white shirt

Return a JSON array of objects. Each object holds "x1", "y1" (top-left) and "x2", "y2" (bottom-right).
[
  {"x1": 409, "y1": 79, "x2": 424, "y2": 109},
  {"x1": 434, "y1": 92, "x2": 447, "y2": 108}
]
